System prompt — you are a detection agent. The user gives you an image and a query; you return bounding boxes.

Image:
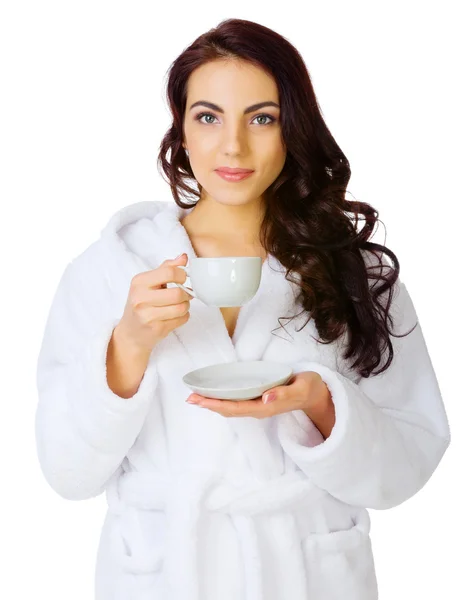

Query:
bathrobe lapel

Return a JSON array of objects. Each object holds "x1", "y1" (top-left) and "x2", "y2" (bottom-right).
[
  {"x1": 147, "y1": 201, "x2": 301, "y2": 370},
  {"x1": 99, "y1": 200, "x2": 303, "y2": 373}
]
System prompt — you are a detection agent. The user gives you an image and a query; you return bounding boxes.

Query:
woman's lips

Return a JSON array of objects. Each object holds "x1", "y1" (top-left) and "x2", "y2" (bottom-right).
[{"x1": 215, "y1": 170, "x2": 254, "y2": 182}]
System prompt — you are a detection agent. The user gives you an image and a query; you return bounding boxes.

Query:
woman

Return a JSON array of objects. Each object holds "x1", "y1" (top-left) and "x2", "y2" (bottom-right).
[{"x1": 35, "y1": 18, "x2": 451, "y2": 600}]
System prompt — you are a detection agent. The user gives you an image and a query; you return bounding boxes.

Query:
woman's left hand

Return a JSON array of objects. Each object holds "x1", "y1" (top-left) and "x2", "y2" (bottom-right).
[{"x1": 185, "y1": 370, "x2": 330, "y2": 419}]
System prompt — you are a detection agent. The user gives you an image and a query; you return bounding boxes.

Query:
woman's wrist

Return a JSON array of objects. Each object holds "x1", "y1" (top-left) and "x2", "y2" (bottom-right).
[
  {"x1": 106, "y1": 325, "x2": 152, "y2": 399},
  {"x1": 302, "y1": 379, "x2": 336, "y2": 439}
]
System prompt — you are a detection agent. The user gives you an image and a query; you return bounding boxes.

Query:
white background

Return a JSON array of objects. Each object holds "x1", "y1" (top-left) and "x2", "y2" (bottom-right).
[{"x1": 1, "y1": 1, "x2": 472, "y2": 598}]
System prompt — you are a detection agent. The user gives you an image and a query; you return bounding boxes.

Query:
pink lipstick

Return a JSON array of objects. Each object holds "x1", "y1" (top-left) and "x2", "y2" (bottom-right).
[{"x1": 215, "y1": 167, "x2": 255, "y2": 182}]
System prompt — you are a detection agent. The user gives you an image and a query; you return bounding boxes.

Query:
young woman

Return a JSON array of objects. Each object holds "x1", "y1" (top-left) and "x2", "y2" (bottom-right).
[{"x1": 35, "y1": 18, "x2": 451, "y2": 600}]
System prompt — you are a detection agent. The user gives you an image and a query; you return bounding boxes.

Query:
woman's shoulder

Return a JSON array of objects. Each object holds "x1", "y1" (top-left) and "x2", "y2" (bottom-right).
[
  {"x1": 61, "y1": 200, "x2": 177, "y2": 316},
  {"x1": 359, "y1": 246, "x2": 407, "y2": 303},
  {"x1": 67, "y1": 200, "x2": 169, "y2": 279}
]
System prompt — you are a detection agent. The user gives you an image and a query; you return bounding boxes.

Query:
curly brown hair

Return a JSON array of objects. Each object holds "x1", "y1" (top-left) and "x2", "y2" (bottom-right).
[{"x1": 157, "y1": 18, "x2": 416, "y2": 378}]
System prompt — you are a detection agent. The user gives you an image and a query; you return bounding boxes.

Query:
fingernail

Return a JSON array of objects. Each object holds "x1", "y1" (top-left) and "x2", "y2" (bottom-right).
[
  {"x1": 186, "y1": 396, "x2": 198, "y2": 404},
  {"x1": 263, "y1": 392, "x2": 276, "y2": 404},
  {"x1": 175, "y1": 253, "x2": 185, "y2": 260}
]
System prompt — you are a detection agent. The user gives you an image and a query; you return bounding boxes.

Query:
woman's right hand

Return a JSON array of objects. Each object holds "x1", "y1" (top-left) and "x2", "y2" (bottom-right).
[{"x1": 114, "y1": 253, "x2": 193, "y2": 356}]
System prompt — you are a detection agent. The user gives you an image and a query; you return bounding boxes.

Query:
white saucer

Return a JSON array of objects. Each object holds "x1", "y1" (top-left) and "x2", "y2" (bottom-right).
[{"x1": 182, "y1": 360, "x2": 293, "y2": 401}]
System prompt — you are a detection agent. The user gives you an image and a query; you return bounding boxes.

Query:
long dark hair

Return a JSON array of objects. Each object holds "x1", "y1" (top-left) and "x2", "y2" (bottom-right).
[{"x1": 157, "y1": 18, "x2": 416, "y2": 378}]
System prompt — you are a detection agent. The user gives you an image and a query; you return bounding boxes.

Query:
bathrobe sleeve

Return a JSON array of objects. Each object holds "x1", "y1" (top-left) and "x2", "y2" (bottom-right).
[
  {"x1": 277, "y1": 275, "x2": 451, "y2": 510},
  {"x1": 35, "y1": 244, "x2": 160, "y2": 501}
]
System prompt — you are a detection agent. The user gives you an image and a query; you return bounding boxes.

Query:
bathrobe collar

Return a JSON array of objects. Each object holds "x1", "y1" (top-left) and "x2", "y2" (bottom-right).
[{"x1": 100, "y1": 200, "x2": 301, "y2": 370}]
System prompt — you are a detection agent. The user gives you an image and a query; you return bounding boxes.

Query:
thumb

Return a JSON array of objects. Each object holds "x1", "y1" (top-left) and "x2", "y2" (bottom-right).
[
  {"x1": 263, "y1": 377, "x2": 294, "y2": 404},
  {"x1": 263, "y1": 388, "x2": 280, "y2": 404},
  {"x1": 170, "y1": 252, "x2": 188, "y2": 263}
]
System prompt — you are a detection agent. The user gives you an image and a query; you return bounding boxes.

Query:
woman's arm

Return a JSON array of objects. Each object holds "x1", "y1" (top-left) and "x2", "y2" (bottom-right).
[
  {"x1": 302, "y1": 382, "x2": 335, "y2": 440},
  {"x1": 277, "y1": 278, "x2": 451, "y2": 510},
  {"x1": 106, "y1": 323, "x2": 153, "y2": 399},
  {"x1": 35, "y1": 245, "x2": 160, "y2": 501}
]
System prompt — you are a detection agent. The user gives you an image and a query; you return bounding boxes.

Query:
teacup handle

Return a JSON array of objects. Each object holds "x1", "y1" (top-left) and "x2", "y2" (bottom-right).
[{"x1": 175, "y1": 265, "x2": 197, "y2": 298}]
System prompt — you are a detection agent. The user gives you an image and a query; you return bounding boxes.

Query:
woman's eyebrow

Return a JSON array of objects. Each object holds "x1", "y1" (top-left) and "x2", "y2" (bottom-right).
[{"x1": 189, "y1": 100, "x2": 280, "y2": 114}]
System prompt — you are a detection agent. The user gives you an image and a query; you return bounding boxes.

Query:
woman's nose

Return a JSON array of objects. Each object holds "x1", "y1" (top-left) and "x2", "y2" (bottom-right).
[{"x1": 220, "y1": 126, "x2": 248, "y2": 154}]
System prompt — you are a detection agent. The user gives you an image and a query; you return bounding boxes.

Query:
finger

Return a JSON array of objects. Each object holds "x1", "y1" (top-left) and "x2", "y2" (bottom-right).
[
  {"x1": 138, "y1": 256, "x2": 189, "y2": 289},
  {"x1": 262, "y1": 386, "x2": 284, "y2": 404},
  {"x1": 141, "y1": 285, "x2": 192, "y2": 308},
  {"x1": 199, "y1": 397, "x2": 266, "y2": 417},
  {"x1": 262, "y1": 378, "x2": 299, "y2": 404},
  {"x1": 186, "y1": 396, "x2": 234, "y2": 417}
]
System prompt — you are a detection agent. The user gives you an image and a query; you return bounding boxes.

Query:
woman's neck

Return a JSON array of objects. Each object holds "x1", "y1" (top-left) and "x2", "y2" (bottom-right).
[
  {"x1": 181, "y1": 196, "x2": 265, "y2": 245},
  {"x1": 180, "y1": 197, "x2": 268, "y2": 262}
]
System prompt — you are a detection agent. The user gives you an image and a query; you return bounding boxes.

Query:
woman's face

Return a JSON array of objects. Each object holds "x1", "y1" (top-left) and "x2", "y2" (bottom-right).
[{"x1": 182, "y1": 59, "x2": 286, "y2": 207}]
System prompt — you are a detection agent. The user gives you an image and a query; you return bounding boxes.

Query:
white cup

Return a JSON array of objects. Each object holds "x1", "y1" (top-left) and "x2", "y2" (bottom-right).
[{"x1": 174, "y1": 257, "x2": 263, "y2": 307}]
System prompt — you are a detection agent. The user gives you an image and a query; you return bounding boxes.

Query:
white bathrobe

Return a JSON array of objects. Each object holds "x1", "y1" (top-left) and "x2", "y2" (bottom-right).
[{"x1": 35, "y1": 199, "x2": 451, "y2": 600}]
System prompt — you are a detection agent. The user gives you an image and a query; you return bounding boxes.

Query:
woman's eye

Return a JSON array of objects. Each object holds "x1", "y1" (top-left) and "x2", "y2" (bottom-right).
[
  {"x1": 195, "y1": 112, "x2": 275, "y2": 126},
  {"x1": 197, "y1": 113, "x2": 217, "y2": 124},
  {"x1": 253, "y1": 114, "x2": 274, "y2": 125}
]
